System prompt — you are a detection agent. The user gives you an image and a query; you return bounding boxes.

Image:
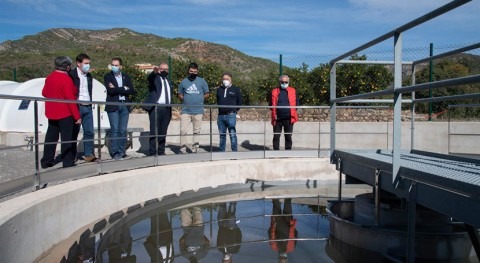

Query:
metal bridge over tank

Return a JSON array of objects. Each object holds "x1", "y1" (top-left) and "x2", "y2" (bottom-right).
[{"x1": 329, "y1": 0, "x2": 480, "y2": 262}]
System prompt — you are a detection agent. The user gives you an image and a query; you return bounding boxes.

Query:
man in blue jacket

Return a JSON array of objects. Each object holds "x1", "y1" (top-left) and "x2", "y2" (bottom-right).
[
  {"x1": 103, "y1": 57, "x2": 135, "y2": 160},
  {"x1": 216, "y1": 72, "x2": 242, "y2": 152}
]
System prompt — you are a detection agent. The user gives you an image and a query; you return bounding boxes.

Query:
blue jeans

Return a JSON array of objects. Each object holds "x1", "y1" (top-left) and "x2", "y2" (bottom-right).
[
  {"x1": 107, "y1": 105, "x2": 130, "y2": 157},
  {"x1": 80, "y1": 105, "x2": 94, "y2": 157},
  {"x1": 217, "y1": 113, "x2": 237, "y2": 152}
]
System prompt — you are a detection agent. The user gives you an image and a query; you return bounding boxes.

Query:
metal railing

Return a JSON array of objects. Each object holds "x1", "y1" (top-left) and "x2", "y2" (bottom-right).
[
  {"x1": 329, "y1": 0, "x2": 479, "y2": 184},
  {"x1": 0, "y1": 93, "x2": 398, "y2": 199}
]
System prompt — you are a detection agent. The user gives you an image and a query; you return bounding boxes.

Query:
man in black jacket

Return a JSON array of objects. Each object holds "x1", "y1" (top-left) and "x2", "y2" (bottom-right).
[
  {"x1": 69, "y1": 53, "x2": 97, "y2": 162},
  {"x1": 103, "y1": 57, "x2": 135, "y2": 160},
  {"x1": 216, "y1": 72, "x2": 242, "y2": 152},
  {"x1": 143, "y1": 63, "x2": 173, "y2": 156}
]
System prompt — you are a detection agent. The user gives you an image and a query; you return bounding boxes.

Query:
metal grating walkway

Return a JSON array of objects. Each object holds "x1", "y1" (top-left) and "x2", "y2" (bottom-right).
[{"x1": 333, "y1": 149, "x2": 480, "y2": 227}]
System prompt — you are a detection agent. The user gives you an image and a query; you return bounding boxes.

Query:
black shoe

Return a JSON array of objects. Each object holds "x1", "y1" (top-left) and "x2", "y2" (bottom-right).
[
  {"x1": 62, "y1": 163, "x2": 77, "y2": 168},
  {"x1": 41, "y1": 162, "x2": 54, "y2": 169}
]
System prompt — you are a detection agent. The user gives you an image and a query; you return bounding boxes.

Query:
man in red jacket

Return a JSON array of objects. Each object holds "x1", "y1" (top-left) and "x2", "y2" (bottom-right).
[
  {"x1": 269, "y1": 75, "x2": 299, "y2": 150},
  {"x1": 40, "y1": 56, "x2": 81, "y2": 168}
]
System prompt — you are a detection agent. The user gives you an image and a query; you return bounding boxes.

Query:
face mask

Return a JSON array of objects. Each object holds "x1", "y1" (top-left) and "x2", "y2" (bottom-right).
[
  {"x1": 111, "y1": 66, "x2": 120, "y2": 74},
  {"x1": 81, "y1": 64, "x2": 90, "y2": 73},
  {"x1": 188, "y1": 73, "x2": 197, "y2": 80},
  {"x1": 160, "y1": 71, "x2": 168, "y2": 78},
  {"x1": 280, "y1": 83, "x2": 288, "y2": 89},
  {"x1": 222, "y1": 80, "x2": 231, "y2": 87}
]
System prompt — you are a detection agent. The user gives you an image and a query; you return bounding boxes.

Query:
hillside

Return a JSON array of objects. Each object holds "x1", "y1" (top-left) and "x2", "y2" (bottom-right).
[{"x1": 0, "y1": 28, "x2": 277, "y2": 78}]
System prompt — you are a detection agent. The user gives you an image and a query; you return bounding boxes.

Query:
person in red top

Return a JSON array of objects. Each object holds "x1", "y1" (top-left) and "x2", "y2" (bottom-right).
[
  {"x1": 40, "y1": 56, "x2": 81, "y2": 169},
  {"x1": 268, "y1": 198, "x2": 298, "y2": 263},
  {"x1": 269, "y1": 75, "x2": 299, "y2": 150}
]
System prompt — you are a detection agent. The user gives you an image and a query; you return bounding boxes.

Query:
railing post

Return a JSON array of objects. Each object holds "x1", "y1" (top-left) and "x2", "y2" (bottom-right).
[
  {"x1": 209, "y1": 107, "x2": 213, "y2": 158},
  {"x1": 34, "y1": 100, "x2": 40, "y2": 190},
  {"x1": 337, "y1": 157, "x2": 342, "y2": 200},
  {"x1": 392, "y1": 31, "x2": 403, "y2": 184},
  {"x1": 374, "y1": 169, "x2": 381, "y2": 226},
  {"x1": 429, "y1": 43, "x2": 434, "y2": 121},
  {"x1": 329, "y1": 63, "x2": 337, "y2": 162},
  {"x1": 411, "y1": 64, "x2": 416, "y2": 150},
  {"x1": 96, "y1": 103, "x2": 102, "y2": 167},
  {"x1": 407, "y1": 181, "x2": 417, "y2": 263}
]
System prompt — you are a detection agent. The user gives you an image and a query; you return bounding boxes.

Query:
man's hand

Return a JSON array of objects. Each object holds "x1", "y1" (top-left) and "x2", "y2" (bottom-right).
[
  {"x1": 108, "y1": 82, "x2": 114, "y2": 88},
  {"x1": 75, "y1": 118, "x2": 82, "y2": 125}
]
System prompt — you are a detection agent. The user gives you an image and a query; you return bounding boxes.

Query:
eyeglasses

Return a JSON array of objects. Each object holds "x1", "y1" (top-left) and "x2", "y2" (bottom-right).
[{"x1": 280, "y1": 81, "x2": 289, "y2": 84}]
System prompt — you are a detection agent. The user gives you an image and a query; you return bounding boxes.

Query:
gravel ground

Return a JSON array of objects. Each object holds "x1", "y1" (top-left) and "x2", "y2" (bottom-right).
[{"x1": 0, "y1": 146, "x2": 36, "y2": 183}]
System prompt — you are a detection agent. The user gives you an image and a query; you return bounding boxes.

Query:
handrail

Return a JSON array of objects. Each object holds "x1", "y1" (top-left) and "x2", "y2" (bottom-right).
[
  {"x1": 0, "y1": 94, "x2": 394, "y2": 199},
  {"x1": 412, "y1": 42, "x2": 480, "y2": 66},
  {"x1": 329, "y1": 0, "x2": 471, "y2": 65}
]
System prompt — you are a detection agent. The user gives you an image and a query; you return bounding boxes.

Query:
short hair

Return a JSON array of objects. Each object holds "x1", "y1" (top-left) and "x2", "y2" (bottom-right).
[
  {"x1": 54, "y1": 56, "x2": 72, "y2": 71},
  {"x1": 222, "y1": 72, "x2": 232, "y2": 79},
  {"x1": 111, "y1": 57, "x2": 123, "y2": 65},
  {"x1": 279, "y1": 75, "x2": 289, "y2": 82},
  {"x1": 75, "y1": 53, "x2": 90, "y2": 63},
  {"x1": 188, "y1": 62, "x2": 199, "y2": 71}
]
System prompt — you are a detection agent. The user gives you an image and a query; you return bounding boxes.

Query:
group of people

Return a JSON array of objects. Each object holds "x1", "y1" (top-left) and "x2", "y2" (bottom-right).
[{"x1": 41, "y1": 56, "x2": 299, "y2": 168}]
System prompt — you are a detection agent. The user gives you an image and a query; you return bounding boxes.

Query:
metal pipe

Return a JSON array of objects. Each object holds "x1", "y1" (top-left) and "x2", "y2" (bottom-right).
[
  {"x1": 337, "y1": 60, "x2": 412, "y2": 65},
  {"x1": 396, "y1": 74, "x2": 480, "y2": 94},
  {"x1": 331, "y1": 88, "x2": 394, "y2": 104},
  {"x1": 414, "y1": 92, "x2": 480, "y2": 103},
  {"x1": 96, "y1": 104, "x2": 102, "y2": 164}
]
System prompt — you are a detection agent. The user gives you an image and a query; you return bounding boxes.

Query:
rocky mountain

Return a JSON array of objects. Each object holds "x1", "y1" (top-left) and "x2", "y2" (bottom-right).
[{"x1": 0, "y1": 28, "x2": 277, "y2": 77}]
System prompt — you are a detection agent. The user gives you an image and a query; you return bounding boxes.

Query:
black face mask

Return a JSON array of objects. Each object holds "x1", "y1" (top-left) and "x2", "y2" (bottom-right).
[
  {"x1": 159, "y1": 71, "x2": 168, "y2": 78},
  {"x1": 188, "y1": 73, "x2": 197, "y2": 81}
]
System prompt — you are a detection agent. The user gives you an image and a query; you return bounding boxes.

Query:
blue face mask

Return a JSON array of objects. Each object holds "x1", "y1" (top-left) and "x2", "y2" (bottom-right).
[
  {"x1": 111, "y1": 66, "x2": 120, "y2": 74},
  {"x1": 82, "y1": 64, "x2": 90, "y2": 73},
  {"x1": 280, "y1": 83, "x2": 288, "y2": 89}
]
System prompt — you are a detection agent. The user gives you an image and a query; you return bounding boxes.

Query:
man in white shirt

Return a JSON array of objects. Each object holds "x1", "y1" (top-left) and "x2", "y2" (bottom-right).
[
  {"x1": 69, "y1": 53, "x2": 97, "y2": 162},
  {"x1": 143, "y1": 63, "x2": 173, "y2": 156}
]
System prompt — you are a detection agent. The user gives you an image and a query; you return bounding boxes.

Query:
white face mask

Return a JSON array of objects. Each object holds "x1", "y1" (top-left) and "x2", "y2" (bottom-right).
[
  {"x1": 280, "y1": 83, "x2": 288, "y2": 89},
  {"x1": 222, "y1": 80, "x2": 231, "y2": 87}
]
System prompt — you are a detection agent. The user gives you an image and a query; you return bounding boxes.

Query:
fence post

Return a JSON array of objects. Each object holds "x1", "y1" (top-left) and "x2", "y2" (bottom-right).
[
  {"x1": 279, "y1": 54, "x2": 283, "y2": 76},
  {"x1": 13, "y1": 68, "x2": 17, "y2": 81},
  {"x1": 429, "y1": 43, "x2": 433, "y2": 121},
  {"x1": 168, "y1": 55, "x2": 172, "y2": 80}
]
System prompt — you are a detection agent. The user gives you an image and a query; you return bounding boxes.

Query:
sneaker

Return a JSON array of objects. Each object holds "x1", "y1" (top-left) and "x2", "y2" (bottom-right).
[
  {"x1": 84, "y1": 156, "x2": 97, "y2": 162},
  {"x1": 122, "y1": 154, "x2": 131, "y2": 159},
  {"x1": 180, "y1": 146, "x2": 187, "y2": 154},
  {"x1": 192, "y1": 143, "x2": 199, "y2": 153},
  {"x1": 113, "y1": 154, "x2": 123, "y2": 161}
]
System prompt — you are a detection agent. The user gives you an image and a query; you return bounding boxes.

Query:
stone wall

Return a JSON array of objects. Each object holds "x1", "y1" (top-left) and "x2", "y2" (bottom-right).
[{"x1": 134, "y1": 108, "x2": 429, "y2": 122}]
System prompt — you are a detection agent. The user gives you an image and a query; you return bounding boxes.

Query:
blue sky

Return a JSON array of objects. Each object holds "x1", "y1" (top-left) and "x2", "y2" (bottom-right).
[{"x1": 0, "y1": 0, "x2": 479, "y2": 59}]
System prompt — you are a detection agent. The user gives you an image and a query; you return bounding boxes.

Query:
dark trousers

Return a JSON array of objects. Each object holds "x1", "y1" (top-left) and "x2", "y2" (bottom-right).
[
  {"x1": 41, "y1": 116, "x2": 76, "y2": 168},
  {"x1": 148, "y1": 106, "x2": 172, "y2": 155},
  {"x1": 273, "y1": 119, "x2": 294, "y2": 150}
]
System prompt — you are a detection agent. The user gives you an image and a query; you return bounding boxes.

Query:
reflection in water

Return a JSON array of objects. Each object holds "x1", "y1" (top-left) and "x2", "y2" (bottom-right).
[
  {"x1": 268, "y1": 199, "x2": 297, "y2": 262},
  {"x1": 61, "y1": 197, "x2": 472, "y2": 262},
  {"x1": 217, "y1": 202, "x2": 241, "y2": 263},
  {"x1": 143, "y1": 213, "x2": 174, "y2": 262},
  {"x1": 179, "y1": 207, "x2": 210, "y2": 262}
]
